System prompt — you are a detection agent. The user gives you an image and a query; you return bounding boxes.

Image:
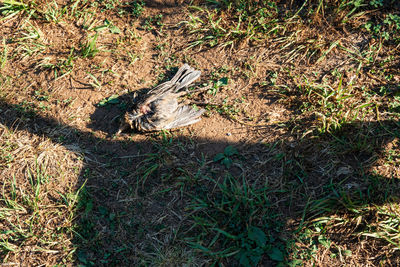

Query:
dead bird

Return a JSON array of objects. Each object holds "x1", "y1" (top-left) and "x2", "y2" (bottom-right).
[{"x1": 118, "y1": 64, "x2": 206, "y2": 134}]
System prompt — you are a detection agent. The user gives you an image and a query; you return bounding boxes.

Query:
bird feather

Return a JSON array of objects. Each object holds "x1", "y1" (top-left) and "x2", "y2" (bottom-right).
[{"x1": 119, "y1": 64, "x2": 205, "y2": 133}]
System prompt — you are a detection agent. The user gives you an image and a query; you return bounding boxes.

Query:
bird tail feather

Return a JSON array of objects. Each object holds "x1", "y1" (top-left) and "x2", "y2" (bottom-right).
[
  {"x1": 169, "y1": 64, "x2": 191, "y2": 84},
  {"x1": 170, "y1": 64, "x2": 201, "y2": 92}
]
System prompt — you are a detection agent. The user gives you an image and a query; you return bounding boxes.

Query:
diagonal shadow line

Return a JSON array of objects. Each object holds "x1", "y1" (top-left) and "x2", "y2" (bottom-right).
[{"x1": 0, "y1": 98, "x2": 400, "y2": 265}]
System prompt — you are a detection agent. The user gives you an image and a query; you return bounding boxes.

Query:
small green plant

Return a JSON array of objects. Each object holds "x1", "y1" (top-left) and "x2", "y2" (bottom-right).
[
  {"x1": 129, "y1": 1, "x2": 145, "y2": 18},
  {"x1": 97, "y1": 94, "x2": 120, "y2": 107},
  {"x1": 183, "y1": 1, "x2": 280, "y2": 48},
  {"x1": 14, "y1": 101, "x2": 37, "y2": 117},
  {"x1": 16, "y1": 22, "x2": 47, "y2": 57},
  {"x1": 369, "y1": 0, "x2": 384, "y2": 7},
  {"x1": 86, "y1": 71, "x2": 102, "y2": 89},
  {"x1": 133, "y1": 141, "x2": 175, "y2": 195},
  {"x1": 213, "y1": 145, "x2": 238, "y2": 168},
  {"x1": 208, "y1": 77, "x2": 228, "y2": 96},
  {"x1": 127, "y1": 51, "x2": 142, "y2": 65},
  {"x1": 143, "y1": 14, "x2": 164, "y2": 31},
  {"x1": 44, "y1": 0, "x2": 67, "y2": 23},
  {"x1": 34, "y1": 90, "x2": 49, "y2": 101},
  {"x1": 81, "y1": 34, "x2": 99, "y2": 58},
  {"x1": 94, "y1": 19, "x2": 121, "y2": 34},
  {"x1": 389, "y1": 95, "x2": 400, "y2": 113},
  {"x1": 236, "y1": 226, "x2": 285, "y2": 265},
  {"x1": 364, "y1": 12, "x2": 400, "y2": 43},
  {"x1": 36, "y1": 49, "x2": 75, "y2": 79}
]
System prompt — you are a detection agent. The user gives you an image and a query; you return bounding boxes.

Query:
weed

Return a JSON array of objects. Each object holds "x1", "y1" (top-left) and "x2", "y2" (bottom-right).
[
  {"x1": 0, "y1": 0, "x2": 37, "y2": 21},
  {"x1": 80, "y1": 11, "x2": 100, "y2": 30},
  {"x1": 293, "y1": 73, "x2": 376, "y2": 133},
  {"x1": 94, "y1": 18, "x2": 121, "y2": 34},
  {"x1": 134, "y1": 145, "x2": 171, "y2": 194},
  {"x1": 127, "y1": 51, "x2": 142, "y2": 65},
  {"x1": 186, "y1": 174, "x2": 286, "y2": 266},
  {"x1": 86, "y1": 71, "x2": 102, "y2": 89},
  {"x1": 390, "y1": 95, "x2": 400, "y2": 114},
  {"x1": 143, "y1": 14, "x2": 164, "y2": 32},
  {"x1": 16, "y1": 22, "x2": 47, "y2": 58},
  {"x1": 44, "y1": 0, "x2": 67, "y2": 23},
  {"x1": 208, "y1": 77, "x2": 228, "y2": 96},
  {"x1": 213, "y1": 145, "x2": 239, "y2": 168},
  {"x1": 81, "y1": 34, "x2": 99, "y2": 58},
  {"x1": 34, "y1": 90, "x2": 49, "y2": 102},
  {"x1": 294, "y1": 164, "x2": 400, "y2": 256},
  {"x1": 14, "y1": 101, "x2": 37, "y2": 117},
  {"x1": 128, "y1": 1, "x2": 145, "y2": 18},
  {"x1": 210, "y1": 98, "x2": 242, "y2": 120},
  {"x1": 365, "y1": 12, "x2": 400, "y2": 44},
  {"x1": 183, "y1": 1, "x2": 281, "y2": 48},
  {"x1": 0, "y1": 39, "x2": 7, "y2": 70},
  {"x1": 0, "y1": 149, "x2": 78, "y2": 263},
  {"x1": 97, "y1": 94, "x2": 120, "y2": 107},
  {"x1": 36, "y1": 49, "x2": 75, "y2": 79}
]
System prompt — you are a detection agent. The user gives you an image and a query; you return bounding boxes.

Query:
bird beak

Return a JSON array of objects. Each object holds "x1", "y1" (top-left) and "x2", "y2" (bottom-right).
[
  {"x1": 116, "y1": 123, "x2": 128, "y2": 135},
  {"x1": 117, "y1": 110, "x2": 142, "y2": 135}
]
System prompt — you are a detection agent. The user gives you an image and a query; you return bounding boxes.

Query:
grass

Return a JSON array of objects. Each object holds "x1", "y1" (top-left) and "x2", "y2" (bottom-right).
[
  {"x1": 186, "y1": 173, "x2": 287, "y2": 266},
  {"x1": 81, "y1": 34, "x2": 100, "y2": 58},
  {"x1": 36, "y1": 48, "x2": 75, "y2": 80},
  {"x1": 0, "y1": 124, "x2": 82, "y2": 264},
  {"x1": 0, "y1": 0, "x2": 399, "y2": 266}
]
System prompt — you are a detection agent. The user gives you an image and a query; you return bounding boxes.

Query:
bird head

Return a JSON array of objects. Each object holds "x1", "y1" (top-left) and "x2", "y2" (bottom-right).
[
  {"x1": 116, "y1": 109, "x2": 142, "y2": 135},
  {"x1": 139, "y1": 103, "x2": 151, "y2": 114},
  {"x1": 117, "y1": 102, "x2": 152, "y2": 134}
]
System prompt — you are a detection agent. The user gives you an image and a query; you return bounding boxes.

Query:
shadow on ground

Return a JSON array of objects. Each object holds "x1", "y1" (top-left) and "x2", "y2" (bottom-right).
[{"x1": 0, "y1": 97, "x2": 399, "y2": 265}]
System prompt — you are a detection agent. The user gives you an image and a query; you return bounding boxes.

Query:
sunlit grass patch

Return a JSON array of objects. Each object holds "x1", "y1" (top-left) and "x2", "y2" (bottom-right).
[
  {"x1": 183, "y1": 0, "x2": 400, "y2": 63},
  {"x1": 0, "y1": 123, "x2": 83, "y2": 264}
]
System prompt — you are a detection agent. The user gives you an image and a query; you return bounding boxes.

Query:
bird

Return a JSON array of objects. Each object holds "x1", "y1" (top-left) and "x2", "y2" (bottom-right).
[{"x1": 117, "y1": 64, "x2": 206, "y2": 134}]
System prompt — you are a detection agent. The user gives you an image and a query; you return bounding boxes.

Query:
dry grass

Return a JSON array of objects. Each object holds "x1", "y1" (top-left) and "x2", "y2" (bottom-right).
[{"x1": 0, "y1": 122, "x2": 83, "y2": 265}]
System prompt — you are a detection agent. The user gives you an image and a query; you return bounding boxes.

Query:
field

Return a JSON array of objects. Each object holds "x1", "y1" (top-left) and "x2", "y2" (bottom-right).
[{"x1": 0, "y1": 0, "x2": 399, "y2": 266}]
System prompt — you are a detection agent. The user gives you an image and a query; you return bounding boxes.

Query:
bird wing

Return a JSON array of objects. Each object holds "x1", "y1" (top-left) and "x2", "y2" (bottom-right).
[
  {"x1": 162, "y1": 105, "x2": 205, "y2": 130},
  {"x1": 137, "y1": 104, "x2": 204, "y2": 132}
]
